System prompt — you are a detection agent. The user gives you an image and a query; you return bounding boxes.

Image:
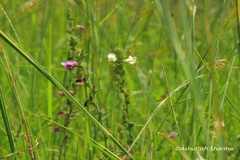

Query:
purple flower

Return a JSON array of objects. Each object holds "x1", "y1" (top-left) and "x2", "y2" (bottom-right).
[
  {"x1": 58, "y1": 111, "x2": 66, "y2": 115},
  {"x1": 76, "y1": 25, "x2": 86, "y2": 30},
  {"x1": 61, "y1": 61, "x2": 78, "y2": 70},
  {"x1": 76, "y1": 78, "x2": 84, "y2": 85},
  {"x1": 52, "y1": 126, "x2": 60, "y2": 132},
  {"x1": 169, "y1": 132, "x2": 178, "y2": 138}
]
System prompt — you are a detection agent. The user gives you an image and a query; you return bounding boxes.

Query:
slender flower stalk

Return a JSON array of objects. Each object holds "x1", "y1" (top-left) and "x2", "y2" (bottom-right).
[
  {"x1": 0, "y1": 44, "x2": 35, "y2": 160},
  {"x1": 109, "y1": 48, "x2": 136, "y2": 146},
  {"x1": 58, "y1": 4, "x2": 81, "y2": 159}
]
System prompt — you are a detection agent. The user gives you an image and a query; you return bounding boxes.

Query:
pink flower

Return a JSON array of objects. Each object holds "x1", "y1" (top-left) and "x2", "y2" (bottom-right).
[
  {"x1": 59, "y1": 91, "x2": 65, "y2": 96},
  {"x1": 76, "y1": 25, "x2": 86, "y2": 30},
  {"x1": 59, "y1": 90, "x2": 74, "y2": 96},
  {"x1": 61, "y1": 61, "x2": 78, "y2": 70},
  {"x1": 58, "y1": 111, "x2": 66, "y2": 115},
  {"x1": 169, "y1": 132, "x2": 178, "y2": 138},
  {"x1": 68, "y1": 90, "x2": 74, "y2": 95},
  {"x1": 52, "y1": 126, "x2": 60, "y2": 132},
  {"x1": 76, "y1": 79, "x2": 84, "y2": 85}
]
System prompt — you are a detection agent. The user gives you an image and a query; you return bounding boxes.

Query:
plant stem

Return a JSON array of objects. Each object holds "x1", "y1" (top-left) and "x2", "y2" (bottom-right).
[{"x1": 0, "y1": 43, "x2": 35, "y2": 160}]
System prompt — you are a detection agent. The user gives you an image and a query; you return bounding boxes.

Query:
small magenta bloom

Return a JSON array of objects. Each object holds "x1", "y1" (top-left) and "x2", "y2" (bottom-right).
[
  {"x1": 58, "y1": 111, "x2": 66, "y2": 115},
  {"x1": 52, "y1": 126, "x2": 60, "y2": 132},
  {"x1": 59, "y1": 90, "x2": 74, "y2": 96},
  {"x1": 61, "y1": 61, "x2": 78, "y2": 70},
  {"x1": 169, "y1": 132, "x2": 178, "y2": 138},
  {"x1": 76, "y1": 25, "x2": 86, "y2": 30},
  {"x1": 59, "y1": 91, "x2": 65, "y2": 96},
  {"x1": 76, "y1": 78, "x2": 85, "y2": 85}
]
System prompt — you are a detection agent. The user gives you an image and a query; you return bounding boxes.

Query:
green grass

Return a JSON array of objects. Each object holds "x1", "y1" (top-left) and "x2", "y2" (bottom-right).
[{"x1": 0, "y1": 0, "x2": 240, "y2": 159}]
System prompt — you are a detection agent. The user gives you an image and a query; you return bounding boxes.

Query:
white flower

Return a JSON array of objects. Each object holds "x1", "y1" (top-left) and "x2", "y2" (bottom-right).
[
  {"x1": 125, "y1": 56, "x2": 137, "y2": 65},
  {"x1": 107, "y1": 53, "x2": 117, "y2": 62},
  {"x1": 214, "y1": 120, "x2": 225, "y2": 127}
]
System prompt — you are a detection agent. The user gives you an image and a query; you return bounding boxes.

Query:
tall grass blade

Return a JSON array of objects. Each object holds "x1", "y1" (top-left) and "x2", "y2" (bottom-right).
[
  {"x1": 0, "y1": 4, "x2": 20, "y2": 43},
  {"x1": 0, "y1": 87, "x2": 16, "y2": 158},
  {"x1": 219, "y1": 49, "x2": 237, "y2": 110},
  {"x1": 0, "y1": 43, "x2": 35, "y2": 160},
  {"x1": 128, "y1": 80, "x2": 189, "y2": 151}
]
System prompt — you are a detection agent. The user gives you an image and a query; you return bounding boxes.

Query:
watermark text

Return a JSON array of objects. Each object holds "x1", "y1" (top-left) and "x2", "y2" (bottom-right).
[{"x1": 175, "y1": 146, "x2": 233, "y2": 152}]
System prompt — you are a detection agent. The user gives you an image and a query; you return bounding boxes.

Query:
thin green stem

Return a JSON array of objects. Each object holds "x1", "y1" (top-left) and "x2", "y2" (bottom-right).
[
  {"x1": 236, "y1": 0, "x2": 240, "y2": 50},
  {"x1": 0, "y1": 43, "x2": 35, "y2": 160},
  {"x1": 47, "y1": 23, "x2": 53, "y2": 119},
  {"x1": 162, "y1": 65, "x2": 180, "y2": 133},
  {"x1": 0, "y1": 88, "x2": 16, "y2": 158},
  {"x1": 128, "y1": 80, "x2": 189, "y2": 152}
]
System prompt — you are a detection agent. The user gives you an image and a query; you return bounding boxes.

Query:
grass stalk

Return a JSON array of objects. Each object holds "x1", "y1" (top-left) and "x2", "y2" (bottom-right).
[
  {"x1": 219, "y1": 49, "x2": 237, "y2": 110},
  {"x1": 236, "y1": 0, "x2": 240, "y2": 53},
  {"x1": 128, "y1": 80, "x2": 189, "y2": 152},
  {"x1": 47, "y1": 23, "x2": 53, "y2": 119},
  {"x1": 0, "y1": 43, "x2": 35, "y2": 160},
  {"x1": 0, "y1": 87, "x2": 16, "y2": 158},
  {"x1": 162, "y1": 65, "x2": 180, "y2": 132},
  {"x1": 0, "y1": 4, "x2": 20, "y2": 43}
]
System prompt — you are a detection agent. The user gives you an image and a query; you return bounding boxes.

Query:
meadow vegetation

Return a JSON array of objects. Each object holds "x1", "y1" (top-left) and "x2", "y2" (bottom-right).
[{"x1": 0, "y1": 0, "x2": 240, "y2": 159}]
